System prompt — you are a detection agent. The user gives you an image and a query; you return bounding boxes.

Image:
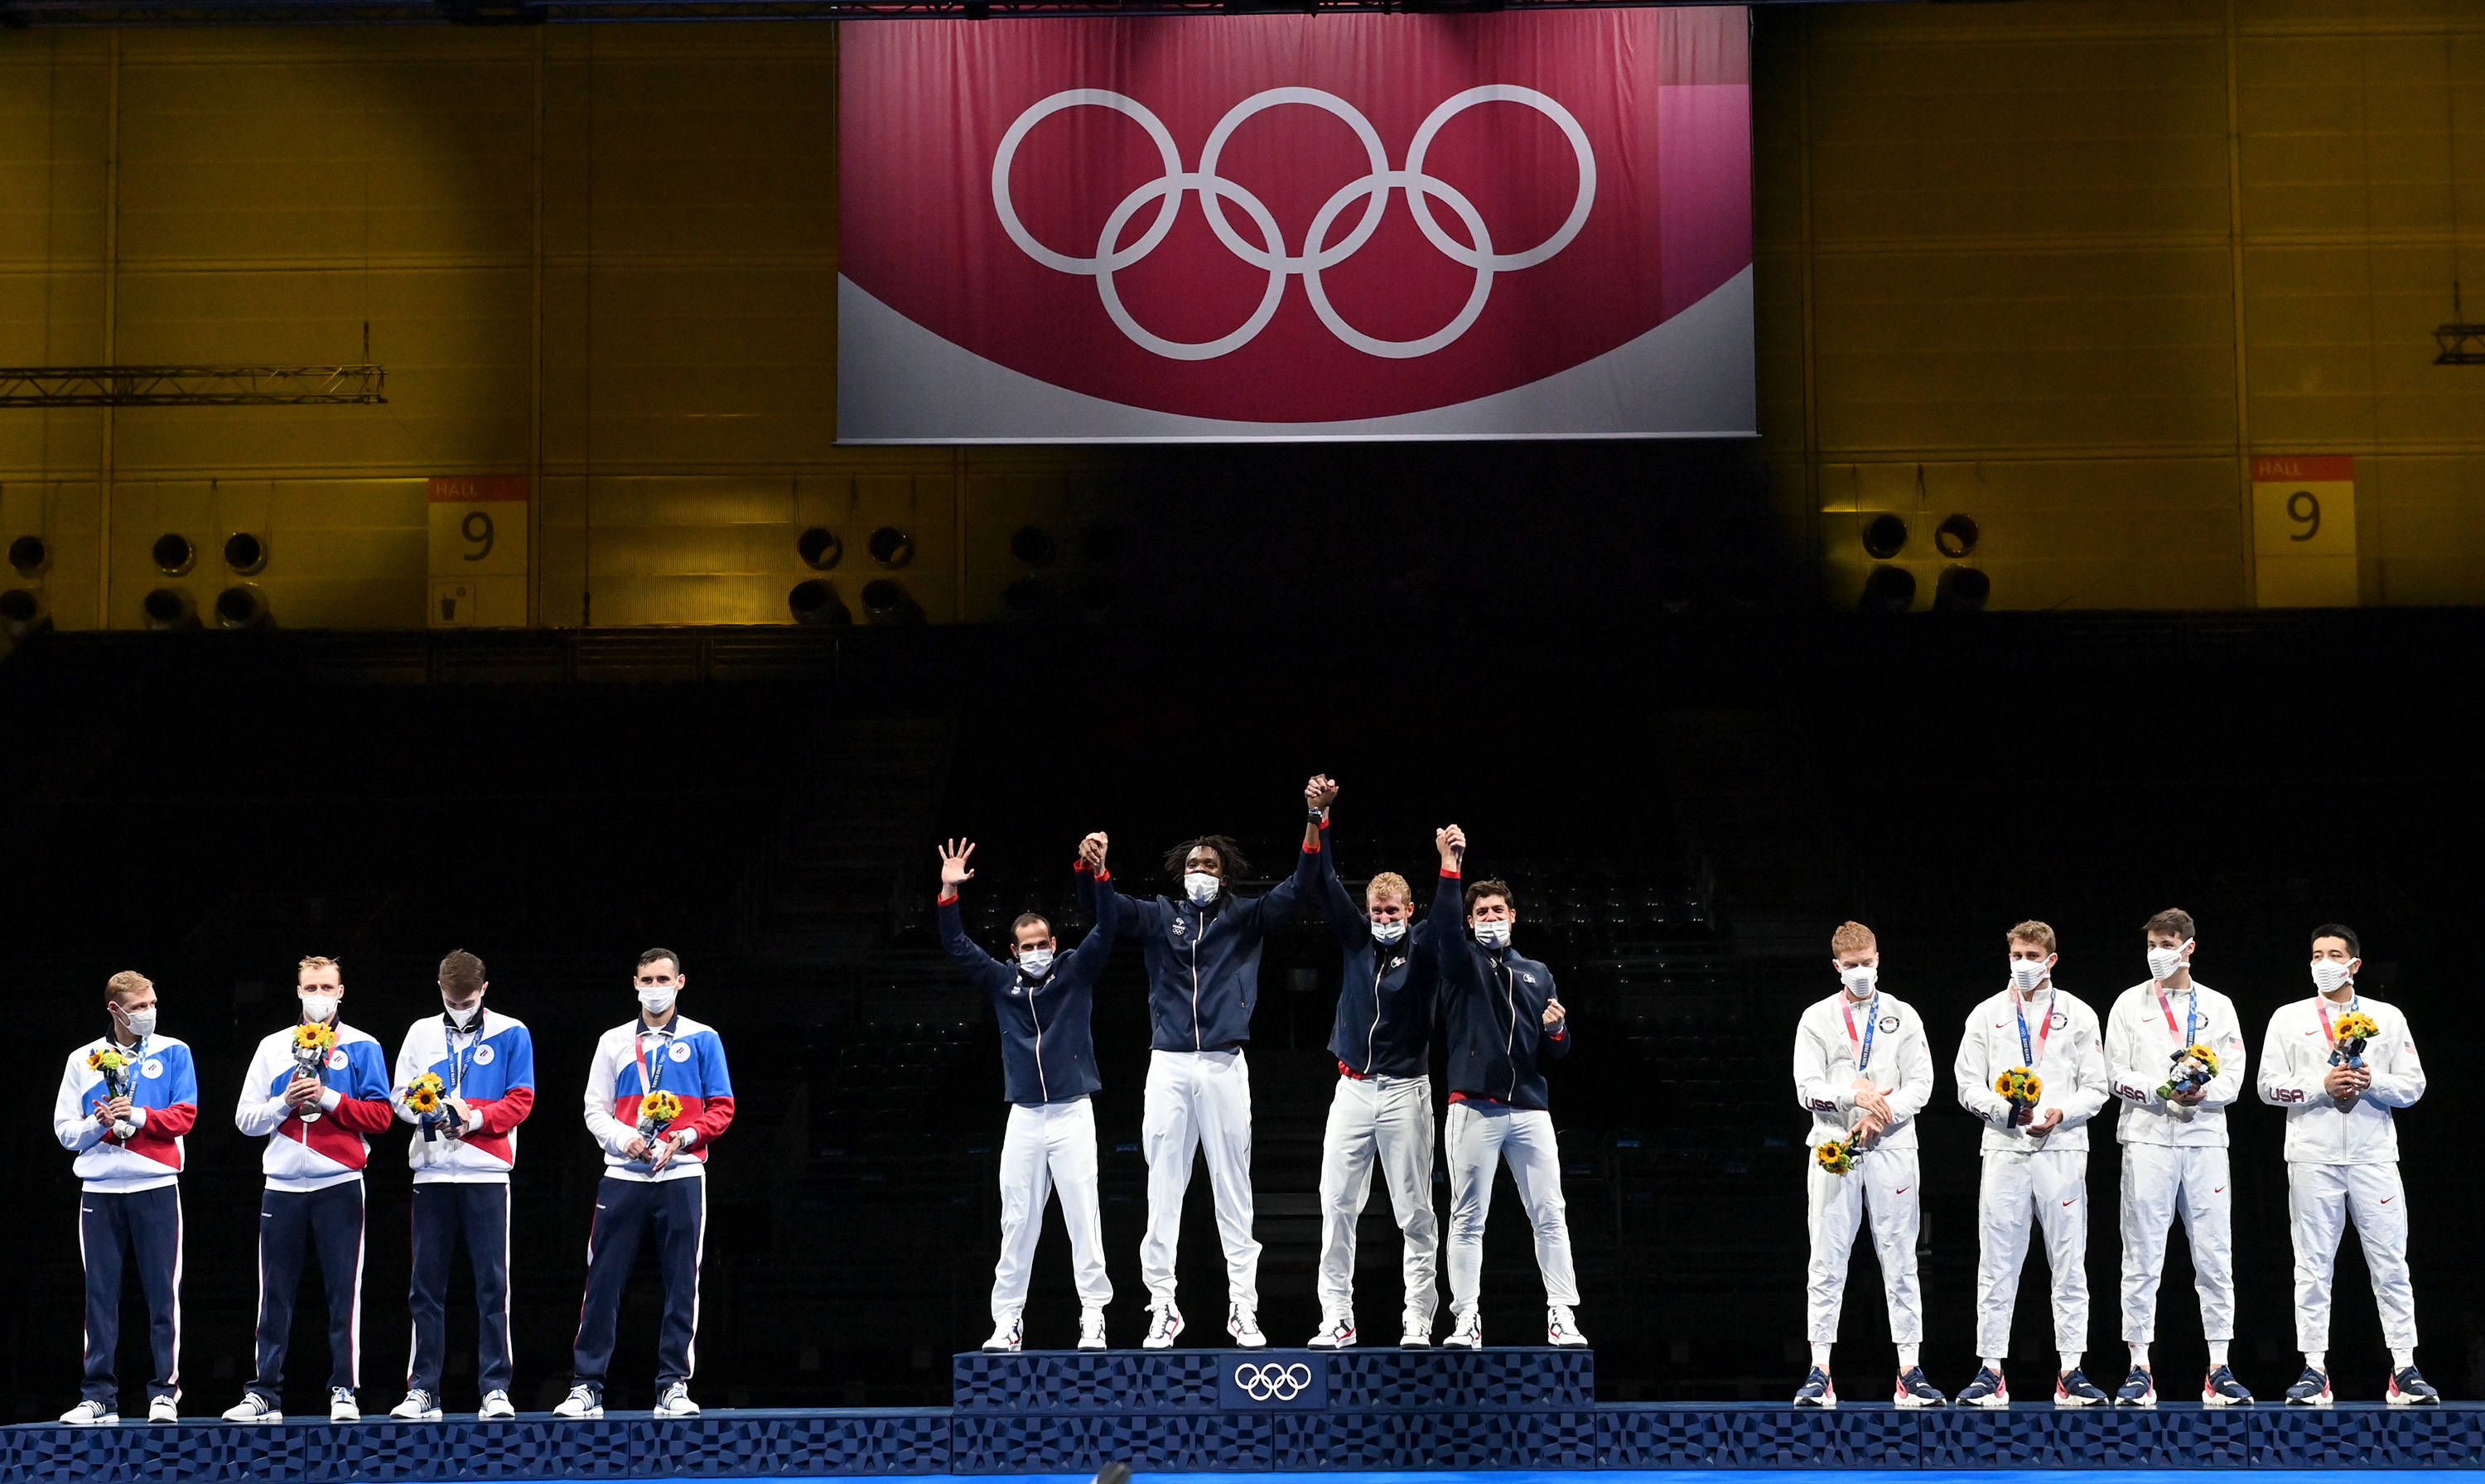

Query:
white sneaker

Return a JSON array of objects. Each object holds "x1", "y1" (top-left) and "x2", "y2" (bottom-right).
[
  {"x1": 1143, "y1": 1303, "x2": 1184, "y2": 1350},
  {"x1": 1547, "y1": 1304, "x2": 1590, "y2": 1347},
  {"x1": 223, "y1": 1393, "x2": 282, "y2": 1424},
  {"x1": 58, "y1": 1399, "x2": 118, "y2": 1426},
  {"x1": 478, "y1": 1390, "x2": 517, "y2": 1421},
  {"x1": 390, "y1": 1390, "x2": 442, "y2": 1421},
  {"x1": 1228, "y1": 1303, "x2": 1267, "y2": 1348},
  {"x1": 147, "y1": 1395, "x2": 179, "y2": 1424},
  {"x1": 552, "y1": 1384, "x2": 603, "y2": 1419},
  {"x1": 983, "y1": 1315, "x2": 1023, "y2": 1353},
  {"x1": 1307, "y1": 1313, "x2": 1357, "y2": 1348},
  {"x1": 1078, "y1": 1308, "x2": 1108, "y2": 1351},
  {"x1": 653, "y1": 1382, "x2": 701, "y2": 1419},
  {"x1": 1401, "y1": 1313, "x2": 1434, "y2": 1347},
  {"x1": 1442, "y1": 1309, "x2": 1484, "y2": 1349},
  {"x1": 330, "y1": 1387, "x2": 360, "y2": 1424}
]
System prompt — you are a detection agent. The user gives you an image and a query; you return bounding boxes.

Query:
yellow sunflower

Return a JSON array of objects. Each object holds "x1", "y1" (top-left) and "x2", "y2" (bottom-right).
[
  {"x1": 642, "y1": 1091, "x2": 684, "y2": 1125},
  {"x1": 2334, "y1": 1012, "x2": 2379, "y2": 1042},
  {"x1": 1815, "y1": 1139, "x2": 1856, "y2": 1175},
  {"x1": 293, "y1": 1023, "x2": 337, "y2": 1053}
]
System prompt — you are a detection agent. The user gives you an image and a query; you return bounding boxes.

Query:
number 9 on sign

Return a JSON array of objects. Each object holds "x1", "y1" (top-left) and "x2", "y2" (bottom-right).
[
  {"x1": 2285, "y1": 490, "x2": 2319, "y2": 542},
  {"x1": 427, "y1": 476, "x2": 528, "y2": 627}
]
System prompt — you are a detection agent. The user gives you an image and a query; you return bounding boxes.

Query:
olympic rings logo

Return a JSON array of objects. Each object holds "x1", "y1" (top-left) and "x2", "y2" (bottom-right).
[
  {"x1": 1233, "y1": 1361, "x2": 1314, "y2": 1401},
  {"x1": 992, "y1": 87, "x2": 1597, "y2": 361}
]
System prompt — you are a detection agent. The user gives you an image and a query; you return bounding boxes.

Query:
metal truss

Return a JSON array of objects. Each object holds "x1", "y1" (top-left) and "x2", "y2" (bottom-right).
[
  {"x1": 0, "y1": 365, "x2": 386, "y2": 407},
  {"x1": 1, "y1": 0, "x2": 1828, "y2": 24}
]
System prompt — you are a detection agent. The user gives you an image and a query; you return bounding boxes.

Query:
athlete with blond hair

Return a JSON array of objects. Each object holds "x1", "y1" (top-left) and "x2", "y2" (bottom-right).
[{"x1": 1792, "y1": 921, "x2": 1938, "y2": 1407}]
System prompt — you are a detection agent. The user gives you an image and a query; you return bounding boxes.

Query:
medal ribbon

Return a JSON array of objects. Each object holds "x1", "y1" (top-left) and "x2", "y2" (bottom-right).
[
  {"x1": 2014, "y1": 990, "x2": 2054, "y2": 1069},
  {"x1": 1841, "y1": 993, "x2": 1882, "y2": 1076}
]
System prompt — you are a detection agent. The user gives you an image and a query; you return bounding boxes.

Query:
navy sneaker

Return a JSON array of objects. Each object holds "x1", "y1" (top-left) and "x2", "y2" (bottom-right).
[
  {"x1": 2055, "y1": 1369, "x2": 2109, "y2": 1407},
  {"x1": 1793, "y1": 1367, "x2": 1836, "y2": 1407},
  {"x1": 2285, "y1": 1367, "x2": 2332, "y2": 1406},
  {"x1": 2203, "y1": 1366, "x2": 2254, "y2": 1406},
  {"x1": 1894, "y1": 1366, "x2": 1947, "y2": 1408},
  {"x1": 1954, "y1": 1367, "x2": 2007, "y2": 1408},
  {"x1": 2388, "y1": 1367, "x2": 2439, "y2": 1406},
  {"x1": 2115, "y1": 1366, "x2": 2156, "y2": 1407}
]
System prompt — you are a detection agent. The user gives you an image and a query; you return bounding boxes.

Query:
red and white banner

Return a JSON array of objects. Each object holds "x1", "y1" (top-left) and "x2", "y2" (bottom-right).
[{"x1": 837, "y1": 10, "x2": 1754, "y2": 442}]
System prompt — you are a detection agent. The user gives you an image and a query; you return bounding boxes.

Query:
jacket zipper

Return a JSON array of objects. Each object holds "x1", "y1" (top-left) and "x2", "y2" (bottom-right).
[
  {"x1": 1364, "y1": 949, "x2": 1390, "y2": 1076},
  {"x1": 1029, "y1": 975, "x2": 1049, "y2": 1103},
  {"x1": 1498, "y1": 956, "x2": 1519, "y2": 1101},
  {"x1": 1189, "y1": 902, "x2": 1204, "y2": 1052}
]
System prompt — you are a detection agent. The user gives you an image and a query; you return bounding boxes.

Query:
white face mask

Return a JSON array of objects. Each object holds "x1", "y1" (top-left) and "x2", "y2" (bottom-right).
[
  {"x1": 1473, "y1": 919, "x2": 1512, "y2": 948},
  {"x1": 2146, "y1": 942, "x2": 2190, "y2": 984},
  {"x1": 637, "y1": 987, "x2": 678, "y2": 1016},
  {"x1": 443, "y1": 999, "x2": 482, "y2": 1031},
  {"x1": 1838, "y1": 963, "x2": 1877, "y2": 998},
  {"x1": 1017, "y1": 947, "x2": 1055, "y2": 977},
  {"x1": 118, "y1": 1007, "x2": 159, "y2": 1038},
  {"x1": 299, "y1": 991, "x2": 340, "y2": 1024},
  {"x1": 2009, "y1": 957, "x2": 2050, "y2": 994},
  {"x1": 1183, "y1": 872, "x2": 1220, "y2": 904},
  {"x1": 2310, "y1": 959, "x2": 2356, "y2": 996},
  {"x1": 1370, "y1": 919, "x2": 1407, "y2": 944}
]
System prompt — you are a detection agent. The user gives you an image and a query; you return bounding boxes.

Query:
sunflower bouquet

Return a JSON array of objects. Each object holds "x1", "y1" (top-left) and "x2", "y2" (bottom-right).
[
  {"x1": 2159, "y1": 1043, "x2": 2220, "y2": 1102},
  {"x1": 291, "y1": 1021, "x2": 339, "y2": 1122},
  {"x1": 2328, "y1": 1011, "x2": 2381, "y2": 1069},
  {"x1": 636, "y1": 1089, "x2": 684, "y2": 1144},
  {"x1": 1814, "y1": 1136, "x2": 1858, "y2": 1175},
  {"x1": 87, "y1": 1047, "x2": 138, "y2": 1140},
  {"x1": 407, "y1": 1072, "x2": 464, "y2": 1144},
  {"x1": 1994, "y1": 1066, "x2": 2044, "y2": 1126}
]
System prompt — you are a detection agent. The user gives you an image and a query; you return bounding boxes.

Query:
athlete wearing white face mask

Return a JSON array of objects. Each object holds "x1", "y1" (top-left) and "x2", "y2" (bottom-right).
[
  {"x1": 2256, "y1": 923, "x2": 2435, "y2": 1406},
  {"x1": 1074, "y1": 788, "x2": 1325, "y2": 1352},
  {"x1": 1303, "y1": 777, "x2": 1443, "y2": 1350},
  {"x1": 937, "y1": 836, "x2": 1122, "y2": 1355},
  {"x1": 54, "y1": 970, "x2": 200, "y2": 1427},
  {"x1": 226, "y1": 956, "x2": 394, "y2": 1425},
  {"x1": 2105, "y1": 908, "x2": 2252, "y2": 1407},
  {"x1": 562, "y1": 949, "x2": 735, "y2": 1422},
  {"x1": 1951, "y1": 923, "x2": 2110, "y2": 1409},
  {"x1": 1793, "y1": 922, "x2": 1937, "y2": 1408}
]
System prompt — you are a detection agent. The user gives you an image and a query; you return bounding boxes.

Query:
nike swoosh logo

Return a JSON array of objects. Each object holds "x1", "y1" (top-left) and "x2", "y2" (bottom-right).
[
  {"x1": 596, "y1": 1204, "x2": 606, "y2": 1210},
  {"x1": 1894, "y1": 1188, "x2": 1909, "y2": 1196},
  {"x1": 2212, "y1": 1187, "x2": 2226, "y2": 1195},
  {"x1": 2381, "y1": 1197, "x2": 2393, "y2": 1205},
  {"x1": 2063, "y1": 1199, "x2": 2077, "y2": 1207},
  {"x1": 80, "y1": 1207, "x2": 94, "y2": 1214}
]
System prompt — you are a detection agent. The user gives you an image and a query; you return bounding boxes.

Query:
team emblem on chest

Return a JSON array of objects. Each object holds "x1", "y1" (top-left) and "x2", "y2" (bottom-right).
[
  {"x1": 668, "y1": 1041, "x2": 692, "y2": 1062},
  {"x1": 326, "y1": 1048, "x2": 350, "y2": 1071},
  {"x1": 473, "y1": 1044, "x2": 495, "y2": 1065},
  {"x1": 142, "y1": 1058, "x2": 165, "y2": 1079}
]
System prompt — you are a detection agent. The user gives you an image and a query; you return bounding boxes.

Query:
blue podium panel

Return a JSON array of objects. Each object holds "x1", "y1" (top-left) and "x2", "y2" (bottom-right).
[
  {"x1": 1328, "y1": 1349, "x2": 1595, "y2": 1410},
  {"x1": 1275, "y1": 1409, "x2": 1601, "y2": 1470},
  {"x1": 2256, "y1": 1403, "x2": 2485, "y2": 1467},
  {"x1": 1925, "y1": 1404, "x2": 2255, "y2": 1469},
  {"x1": 953, "y1": 1352, "x2": 1223, "y2": 1413},
  {"x1": 949, "y1": 1410, "x2": 1271, "y2": 1472}
]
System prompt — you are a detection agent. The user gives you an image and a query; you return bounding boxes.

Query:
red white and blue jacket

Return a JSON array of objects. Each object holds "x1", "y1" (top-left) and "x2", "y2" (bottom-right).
[
  {"x1": 54, "y1": 1034, "x2": 200, "y2": 1193},
  {"x1": 234, "y1": 1019, "x2": 396, "y2": 1192},
  {"x1": 582, "y1": 1013, "x2": 734, "y2": 1184},
  {"x1": 392, "y1": 1009, "x2": 537, "y2": 1183}
]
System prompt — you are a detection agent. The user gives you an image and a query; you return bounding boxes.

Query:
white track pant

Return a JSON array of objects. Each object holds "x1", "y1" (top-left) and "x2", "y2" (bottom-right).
[
  {"x1": 1140, "y1": 1048, "x2": 1260, "y2": 1311},
  {"x1": 1805, "y1": 1144, "x2": 1923, "y2": 1345},
  {"x1": 2287, "y1": 1161, "x2": 2415, "y2": 1351},
  {"x1": 1974, "y1": 1147, "x2": 2088, "y2": 1357},
  {"x1": 1444, "y1": 1100, "x2": 1579, "y2": 1313},
  {"x1": 2118, "y1": 1142, "x2": 2234, "y2": 1342},
  {"x1": 991, "y1": 1097, "x2": 1112, "y2": 1322},
  {"x1": 1315, "y1": 1073, "x2": 1439, "y2": 1324}
]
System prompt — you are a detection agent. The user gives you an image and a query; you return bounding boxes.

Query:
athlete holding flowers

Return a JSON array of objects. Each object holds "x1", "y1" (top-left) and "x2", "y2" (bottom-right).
[
  {"x1": 1791, "y1": 922, "x2": 1937, "y2": 1408},
  {"x1": 1951, "y1": 922, "x2": 2109, "y2": 1409},
  {"x1": 2256, "y1": 924, "x2": 2435, "y2": 1406}
]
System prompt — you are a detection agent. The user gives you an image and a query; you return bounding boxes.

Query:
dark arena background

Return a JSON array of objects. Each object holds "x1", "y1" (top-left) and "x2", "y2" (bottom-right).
[{"x1": 5, "y1": 0, "x2": 2485, "y2": 1480}]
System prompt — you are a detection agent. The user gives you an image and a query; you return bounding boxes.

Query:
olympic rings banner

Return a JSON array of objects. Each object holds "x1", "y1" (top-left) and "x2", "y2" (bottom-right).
[{"x1": 837, "y1": 9, "x2": 1754, "y2": 442}]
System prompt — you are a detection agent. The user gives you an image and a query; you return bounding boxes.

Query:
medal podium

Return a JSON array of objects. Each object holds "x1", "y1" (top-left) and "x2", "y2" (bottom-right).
[{"x1": 6, "y1": 1347, "x2": 2484, "y2": 1479}]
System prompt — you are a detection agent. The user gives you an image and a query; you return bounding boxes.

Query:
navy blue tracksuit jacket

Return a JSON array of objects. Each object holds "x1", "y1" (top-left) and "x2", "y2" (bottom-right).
[
  {"x1": 1078, "y1": 838, "x2": 1323, "y2": 1052},
  {"x1": 939, "y1": 870, "x2": 1120, "y2": 1105},
  {"x1": 1316, "y1": 832, "x2": 1440, "y2": 1078},
  {"x1": 1434, "y1": 869, "x2": 1571, "y2": 1110}
]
